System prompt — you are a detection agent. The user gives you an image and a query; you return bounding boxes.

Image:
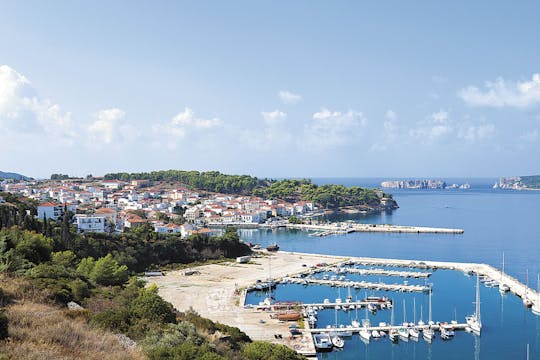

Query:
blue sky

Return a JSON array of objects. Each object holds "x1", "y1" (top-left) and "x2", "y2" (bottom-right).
[{"x1": 1, "y1": 1, "x2": 540, "y2": 179}]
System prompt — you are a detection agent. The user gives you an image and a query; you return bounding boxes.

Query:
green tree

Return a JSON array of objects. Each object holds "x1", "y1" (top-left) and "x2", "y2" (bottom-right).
[
  {"x1": 15, "y1": 232, "x2": 53, "y2": 264},
  {"x1": 242, "y1": 341, "x2": 304, "y2": 360},
  {"x1": 131, "y1": 284, "x2": 176, "y2": 324}
]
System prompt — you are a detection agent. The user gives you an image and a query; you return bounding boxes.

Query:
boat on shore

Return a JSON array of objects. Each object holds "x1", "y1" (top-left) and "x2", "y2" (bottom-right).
[
  {"x1": 276, "y1": 312, "x2": 302, "y2": 321},
  {"x1": 266, "y1": 243, "x2": 280, "y2": 251}
]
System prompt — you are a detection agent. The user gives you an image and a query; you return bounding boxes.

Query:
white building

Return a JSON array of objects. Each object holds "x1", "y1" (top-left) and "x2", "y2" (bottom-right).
[
  {"x1": 37, "y1": 202, "x2": 76, "y2": 220},
  {"x1": 75, "y1": 214, "x2": 108, "y2": 233}
]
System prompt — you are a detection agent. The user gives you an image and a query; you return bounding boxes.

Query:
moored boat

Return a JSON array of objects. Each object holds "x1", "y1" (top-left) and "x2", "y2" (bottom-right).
[
  {"x1": 313, "y1": 333, "x2": 333, "y2": 351},
  {"x1": 266, "y1": 243, "x2": 279, "y2": 251},
  {"x1": 331, "y1": 335, "x2": 345, "y2": 348}
]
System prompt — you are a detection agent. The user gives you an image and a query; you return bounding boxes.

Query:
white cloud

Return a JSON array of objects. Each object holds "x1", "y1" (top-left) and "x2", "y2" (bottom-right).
[
  {"x1": 458, "y1": 124, "x2": 495, "y2": 142},
  {"x1": 262, "y1": 109, "x2": 287, "y2": 125},
  {"x1": 0, "y1": 65, "x2": 74, "y2": 140},
  {"x1": 278, "y1": 90, "x2": 302, "y2": 105},
  {"x1": 370, "y1": 110, "x2": 399, "y2": 152},
  {"x1": 409, "y1": 110, "x2": 453, "y2": 143},
  {"x1": 459, "y1": 73, "x2": 540, "y2": 108},
  {"x1": 153, "y1": 107, "x2": 222, "y2": 145},
  {"x1": 88, "y1": 108, "x2": 126, "y2": 144},
  {"x1": 303, "y1": 108, "x2": 367, "y2": 150},
  {"x1": 520, "y1": 129, "x2": 539, "y2": 143}
]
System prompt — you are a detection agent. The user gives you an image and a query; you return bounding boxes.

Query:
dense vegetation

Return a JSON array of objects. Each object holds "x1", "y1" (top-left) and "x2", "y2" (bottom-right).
[
  {"x1": 0, "y1": 194, "x2": 303, "y2": 359},
  {"x1": 521, "y1": 175, "x2": 540, "y2": 189},
  {"x1": 253, "y1": 179, "x2": 387, "y2": 209},
  {"x1": 103, "y1": 170, "x2": 394, "y2": 210},
  {"x1": 104, "y1": 170, "x2": 267, "y2": 194}
]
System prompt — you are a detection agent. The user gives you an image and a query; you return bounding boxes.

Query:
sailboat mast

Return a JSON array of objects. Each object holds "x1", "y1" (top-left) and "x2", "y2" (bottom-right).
[
  {"x1": 413, "y1": 297, "x2": 417, "y2": 323},
  {"x1": 428, "y1": 288, "x2": 432, "y2": 323},
  {"x1": 475, "y1": 274, "x2": 481, "y2": 323},
  {"x1": 501, "y1": 252, "x2": 505, "y2": 281},
  {"x1": 403, "y1": 299, "x2": 407, "y2": 323}
]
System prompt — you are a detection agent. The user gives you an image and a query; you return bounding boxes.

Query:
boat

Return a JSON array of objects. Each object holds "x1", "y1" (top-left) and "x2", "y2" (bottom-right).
[
  {"x1": 337, "y1": 325, "x2": 353, "y2": 337},
  {"x1": 331, "y1": 335, "x2": 345, "y2": 348},
  {"x1": 466, "y1": 275, "x2": 482, "y2": 334},
  {"x1": 409, "y1": 297, "x2": 420, "y2": 340},
  {"x1": 371, "y1": 330, "x2": 381, "y2": 339},
  {"x1": 440, "y1": 326, "x2": 455, "y2": 340},
  {"x1": 532, "y1": 274, "x2": 540, "y2": 315},
  {"x1": 499, "y1": 252, "x2": 510, "y2": 294},
  {"x1": 266, "y1": 243, "x2": 279, "y2": 252},
  {"x1": 523, "y1": 269, "x2": 533, "y2": 308},
  {"x1": 313, "y1": 333, "x2": 333, "y2": 351},
  {"x1": 398, "y1": 327, "x2": 409, "y2": 341},
  {"x1": 389, "y1": 304, "x2": 399, "y2": 343},
  {"x1": 276, "y1": 312, "x2": 302, "y2": 321},
  {"x1": 423, "y1": 288, "x2": 435, "y2": 343},
  {"x1": 359, "y1": 328, "x2": 371, "y2": 342}
]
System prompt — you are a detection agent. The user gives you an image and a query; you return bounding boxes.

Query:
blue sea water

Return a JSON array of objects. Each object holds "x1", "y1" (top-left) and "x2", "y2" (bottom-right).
[{"x1": 240, "y1": 178, "x2": 540, "y2": 359}]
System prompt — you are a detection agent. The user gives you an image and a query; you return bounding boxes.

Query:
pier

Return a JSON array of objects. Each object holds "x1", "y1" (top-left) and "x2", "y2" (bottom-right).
[
  {"x1": 287, "y1": 223, "x2": 464, "y2": 234},
  {"x1": 283, "y1": 277, "x2": 431, "y2": 293},
  {"x1": 329, "y1": 266, "x2": 432, "y2": 278},
  {"x1": 309, "y1": 323, "x2": 469, "y2": 334},
  {"x1": 149, "y1": 251, "x2": 540, "y2": 358}
]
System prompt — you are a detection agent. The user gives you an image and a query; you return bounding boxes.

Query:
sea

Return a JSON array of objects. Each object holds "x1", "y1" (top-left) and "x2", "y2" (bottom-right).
[{"x1": 241, "y1": 178, "x2": 540, "y2": 359}]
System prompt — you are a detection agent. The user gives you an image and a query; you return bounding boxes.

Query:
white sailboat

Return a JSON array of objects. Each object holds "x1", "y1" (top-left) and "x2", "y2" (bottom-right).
[
  {"x1": 532, "y1": 274, "x2": 540, "y2": 315},
  {"x1": 423, "y1": 288, "x2": 435, "y2": 342},
  {"x1": 359, "y1": 302, "x2": 371, "y2": 342},
  {"x1": 499, "y1": 252, "x2": 510, "y2": 294},
  {"x1": 523, "y1": 269, "x2": 533, "y2": 308},
  {"x1": 409, "y1": 297, "x2": 420, "y2": 340},
  {"x1": 399, "y1": 299, "x2": 409, "y2": 341},
  {"x1": 466, "y1": 275, "x2": 482, "y2": 334},
  {"x1": 389, "y1": 305, "x2": 399, "y2": 343}
]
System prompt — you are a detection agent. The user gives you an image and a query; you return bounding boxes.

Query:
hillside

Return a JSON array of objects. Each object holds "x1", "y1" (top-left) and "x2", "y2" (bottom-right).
[
  {"x1": 0, "y1": 171, "x2": 29, "y2": 181},
  {"x1": 104, "y1": 170, "x2": 397, "y2": 211},
  {"x1": 520, "y1": 175, "x2": 540, "y2": 189}
]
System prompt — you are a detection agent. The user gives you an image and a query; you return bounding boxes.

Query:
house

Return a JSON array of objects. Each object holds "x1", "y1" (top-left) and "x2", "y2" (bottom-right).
[
  {"x1": 124, "y1": 215, "x2": 146, "y2": 229},
  {"x1": 75, "y1": 214, "x2": 108, "y2": 233},
  {"x1": 95, "y1": 207, "x2": 117, "y2": 225},
  {"x1": 101, "y1": 180, "x2": 125, "y2": 190},
  {"x1": 37, "y1": 202, "x2": 76, "y2": 220}
]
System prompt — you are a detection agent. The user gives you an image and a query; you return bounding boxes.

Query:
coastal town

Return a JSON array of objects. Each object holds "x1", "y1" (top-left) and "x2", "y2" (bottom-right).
[{"x1": 0, "y1": 176, "x2": 325, "y2": 236}]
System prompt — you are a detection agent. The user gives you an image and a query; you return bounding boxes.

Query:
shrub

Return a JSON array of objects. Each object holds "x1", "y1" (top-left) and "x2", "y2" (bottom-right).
[{"x1": 0, "y1": 309, "x2": 8, "y2": 339}]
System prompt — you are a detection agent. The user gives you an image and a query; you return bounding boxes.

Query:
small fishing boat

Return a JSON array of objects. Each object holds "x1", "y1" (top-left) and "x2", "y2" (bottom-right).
[
  {"x1": 331, "y1": 335, "x2": 345, "y2": 348},
  {"x1": 266, "y1": 243, "x2": 279, "y2": 252}
]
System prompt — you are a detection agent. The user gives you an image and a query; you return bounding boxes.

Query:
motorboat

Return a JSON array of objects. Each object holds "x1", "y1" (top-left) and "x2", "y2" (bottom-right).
[
  {"x1": 313, "y1": 333, "x2": 333, "y2": 351},
  {"x1": 331, "y1": 335, "x2": 345, "y2": 348},
  {"x1": 371, "y1": 330, "x2": 381, "y2": 339},
  {"x1": 359, "y1": 328, "x2": 371, "y2": 342},
  {"x1": 440, "y1": 326, "x2": 455, "y2": 340}
]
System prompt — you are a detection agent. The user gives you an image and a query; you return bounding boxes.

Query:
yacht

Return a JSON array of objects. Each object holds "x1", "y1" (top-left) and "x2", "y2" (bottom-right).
[
  {"x1": 440, "y1": 326, "x2": 455, "y2": 340},
  {"x1": 398, "y1": 327, "x2": 409, "y2": 341},
  {"x1": 423, "y1": 288, "x2": 435, "y2": 342},
  {"x1": 499, "y1": 252, "x2": 510, "y2": 294},
  {"x1": 466, "y1": 275, "x2": 482, "y2": 334},
  {"x1": 409, "y1": 327, "x2": 420, "y2": 340},
  {"x1": 313, "y1": 333, "x2": 333, "y2": 352},
  {"x1": 359, "y1": 328, "x2": 371, "y2": 342},
  {"x1": 532, "y1": 274, "x2": 540, "y2": 315},
  {"x1": 371, "y1": 330, "x2": 381, "y2": 339}
]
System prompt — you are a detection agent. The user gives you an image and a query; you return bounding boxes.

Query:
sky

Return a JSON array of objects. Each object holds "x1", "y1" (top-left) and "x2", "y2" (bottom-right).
[{"x1": 1, "y1": 1, "x2": 540, "y2": 179}]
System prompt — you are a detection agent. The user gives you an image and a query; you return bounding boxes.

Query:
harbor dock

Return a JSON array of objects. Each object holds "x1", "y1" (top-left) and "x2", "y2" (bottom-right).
[
  {"x1": 147, "y1": 251, "x2": 540, "y2": 357},
  {"x1": 285, "y1": 277, "x2": 431, "y2": 293},
  {"x1": 287, "y1": 223, "x2": 465, "y2": 234}
]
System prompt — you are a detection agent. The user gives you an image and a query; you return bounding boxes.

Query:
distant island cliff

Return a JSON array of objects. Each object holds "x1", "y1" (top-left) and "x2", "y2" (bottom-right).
[
  {"x1": 381, "y1": 179, "x2": 471, "y2": 190},
  {"x1": 493, "y1": 175, "x2": 540, "y2": 190}
]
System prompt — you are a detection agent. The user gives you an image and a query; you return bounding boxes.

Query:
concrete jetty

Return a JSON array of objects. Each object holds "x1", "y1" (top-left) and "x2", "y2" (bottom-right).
[
  {"x1": 287, "y1": 222, "x2": 464, "y2": 234},
  {"x1": 333, "y1": 266, "x2": 432, "y2": 278},
  {"x1": 290, "y1": 277, "x2": 431, "y2": 293},
  {"x1": 309, "y1": 323, "x2": 469, "y2": 334}
]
